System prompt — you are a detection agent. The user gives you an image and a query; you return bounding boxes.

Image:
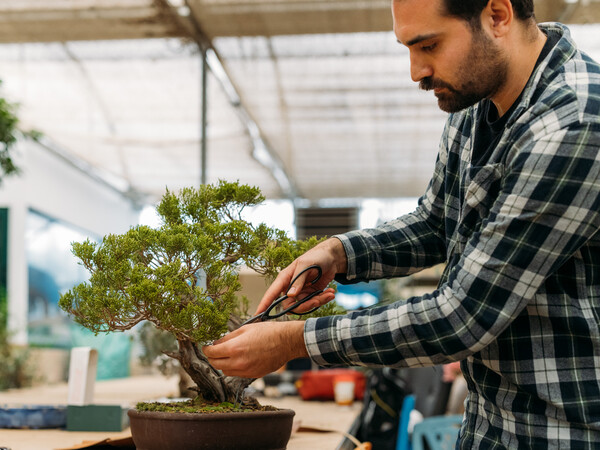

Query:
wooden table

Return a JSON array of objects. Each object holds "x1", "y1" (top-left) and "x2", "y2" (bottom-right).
[{"x1": 0, "y1": 375, "x2": 362, "y2": 450}]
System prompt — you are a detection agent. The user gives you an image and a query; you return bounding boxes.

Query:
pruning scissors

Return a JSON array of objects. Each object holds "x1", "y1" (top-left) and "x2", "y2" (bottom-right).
[{"x1": 241, "y1": 264, "x2": 324, "y2": 326}]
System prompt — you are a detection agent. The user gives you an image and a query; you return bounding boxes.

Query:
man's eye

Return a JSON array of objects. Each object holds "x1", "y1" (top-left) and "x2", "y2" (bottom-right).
[{"x1": 422, "y1": 43, "x2": 437, "y2": 52}]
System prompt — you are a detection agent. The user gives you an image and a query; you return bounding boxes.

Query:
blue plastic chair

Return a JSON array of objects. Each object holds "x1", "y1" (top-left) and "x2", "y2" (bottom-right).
[
  {"x1": 411, "y1": 415, "x2": 463, "y2": 450},
  {"x1": 395, "y1": 395, "x2": 416, "y2": 450}
]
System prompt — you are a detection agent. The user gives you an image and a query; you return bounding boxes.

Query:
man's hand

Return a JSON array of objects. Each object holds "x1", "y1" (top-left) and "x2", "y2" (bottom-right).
[
  {"x1": 202, "y1": 321, "x2": 308, "y2": 378},
  {"x1": 255, "y1": 237, "x2": 348, "y2": 315}
]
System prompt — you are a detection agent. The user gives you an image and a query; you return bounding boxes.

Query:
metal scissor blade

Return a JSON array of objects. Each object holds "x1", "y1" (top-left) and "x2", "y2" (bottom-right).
[{"x1": 240, "y1": 312, "x2": 265, "y2": 326}]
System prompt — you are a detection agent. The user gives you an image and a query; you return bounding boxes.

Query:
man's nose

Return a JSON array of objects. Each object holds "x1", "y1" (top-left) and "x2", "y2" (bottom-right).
[{"x1": 410, "y1": 53, "x2": 433, "y2": 82}]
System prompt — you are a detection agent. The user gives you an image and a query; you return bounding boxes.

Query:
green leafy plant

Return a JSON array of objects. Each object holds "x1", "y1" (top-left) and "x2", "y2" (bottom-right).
[
  {"x1": 60, "y1": 181, "x2": 335, "y2": 405},
  {"x1": 0, "y1": 80, "x2": 21, "y2": 182},
  {"x1": 0, "y1": 80, "x2": 34, "y2": 388},
  {"x1": 0, "y1": 289, "x2": 35, "y2": 390}
]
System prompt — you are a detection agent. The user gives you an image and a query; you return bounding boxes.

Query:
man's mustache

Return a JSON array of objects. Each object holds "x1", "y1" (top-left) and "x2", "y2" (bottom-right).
[{"x1": 419, "y1": 77, "x2": 455, "y2": 92}]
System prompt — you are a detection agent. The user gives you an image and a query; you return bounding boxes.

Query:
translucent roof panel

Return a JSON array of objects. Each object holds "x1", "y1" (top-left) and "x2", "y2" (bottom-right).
[
  {"x1": 214, "y1": 32, "x2": 447, "y2": 201},
  {"x1": 0, "y1": 39, "x2": 279, "y2": 203},
  {"x1": 0, "y1": 25, "x2": 599, "y2": 204}
]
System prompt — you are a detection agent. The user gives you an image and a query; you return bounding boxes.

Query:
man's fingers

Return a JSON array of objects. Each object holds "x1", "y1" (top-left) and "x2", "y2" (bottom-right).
[
  {"x1": 288, "y1": 289, "x2": 336, "y2": 313},
  {"x1": 255, "y1": 268, "x2": 295, "y2": 314},
  {"x1": 203, "y1": 321, "x2": 308, "y2": 378},
  {"x1": 257, "y1": 256, "x2": 338, "y2": 315},
  {"x1": 202, "y1": 342, "x2": 226, "y2": 359},
  {"x1": 203, "y1": 328, "x2": 254, "y2": 374},
  {"x1": 286, "y1": 272, "x2": 307, "y2": 297},
  {"x1": 202, "y1": 328, "x2": 243, "y2": 359}
]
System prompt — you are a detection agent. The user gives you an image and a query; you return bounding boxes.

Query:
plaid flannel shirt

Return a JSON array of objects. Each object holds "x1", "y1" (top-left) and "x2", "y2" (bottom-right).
[{"x1": 304, "y1": 23, "x2": 600, "y2": 448}]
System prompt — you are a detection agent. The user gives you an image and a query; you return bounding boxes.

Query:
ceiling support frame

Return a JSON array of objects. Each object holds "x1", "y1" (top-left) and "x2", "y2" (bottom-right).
[{"x1": 154, "y1": 0, "x2": 300, "y2": 199}]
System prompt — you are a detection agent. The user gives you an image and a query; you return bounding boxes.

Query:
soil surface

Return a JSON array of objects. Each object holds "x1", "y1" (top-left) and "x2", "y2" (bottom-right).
[{"x1": 136, "y1": 397, "x2": 279, "y2": 414}]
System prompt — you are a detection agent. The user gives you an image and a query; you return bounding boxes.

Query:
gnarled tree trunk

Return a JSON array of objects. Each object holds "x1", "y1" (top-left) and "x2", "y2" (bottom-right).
[{"x1": 171, "y1": 339, "x2": 254, "y2": 404}]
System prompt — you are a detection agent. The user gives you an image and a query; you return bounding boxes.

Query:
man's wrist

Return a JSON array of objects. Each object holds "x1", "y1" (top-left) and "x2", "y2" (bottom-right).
[
  {"x1": 327, "y1": 237, "x2": 348, "y2": 274},
  {"x1": 286, "y1": 321, "x2": 309, "y2": 360}
]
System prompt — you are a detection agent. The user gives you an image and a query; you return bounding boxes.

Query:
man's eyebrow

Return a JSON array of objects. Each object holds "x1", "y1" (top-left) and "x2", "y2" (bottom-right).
[{"x1": 399, "y1": 33, "x2": 439, "y2": 47}]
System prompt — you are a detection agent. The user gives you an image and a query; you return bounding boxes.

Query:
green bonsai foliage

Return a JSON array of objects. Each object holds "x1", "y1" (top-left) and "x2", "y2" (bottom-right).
[{"x1": 59, "y1": 181, "x2": 334, "y2": 404}]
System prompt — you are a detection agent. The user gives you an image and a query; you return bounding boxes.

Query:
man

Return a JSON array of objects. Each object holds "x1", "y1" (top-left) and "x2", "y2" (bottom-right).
[{"x1": 203, "y1": 0, "x2": 600, "y2": 447}]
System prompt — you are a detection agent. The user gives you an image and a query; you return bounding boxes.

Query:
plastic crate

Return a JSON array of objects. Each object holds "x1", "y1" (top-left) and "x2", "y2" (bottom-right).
[{"x1": 0, "y1": 405, "x2": 67, "y2": 429}]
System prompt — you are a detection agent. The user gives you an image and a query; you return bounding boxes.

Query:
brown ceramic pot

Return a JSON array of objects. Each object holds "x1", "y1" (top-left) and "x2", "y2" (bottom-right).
[{"x1": 128, "y1": 408, "x2": 295, "y2": 450}]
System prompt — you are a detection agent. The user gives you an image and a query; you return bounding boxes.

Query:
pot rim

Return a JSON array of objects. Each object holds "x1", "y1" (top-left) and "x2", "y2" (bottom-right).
[{"x1": 128, "y1": 407, "x2": 295, "y2": 422}]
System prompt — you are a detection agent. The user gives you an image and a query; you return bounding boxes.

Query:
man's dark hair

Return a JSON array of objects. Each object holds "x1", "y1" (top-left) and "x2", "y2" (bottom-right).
[{"x1": 441, "y1": 0, "x2": 535, "y2": 28}]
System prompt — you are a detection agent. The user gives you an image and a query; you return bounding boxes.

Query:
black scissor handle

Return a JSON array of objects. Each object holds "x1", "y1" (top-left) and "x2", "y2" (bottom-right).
[
  {"x1": 285, "y1": 264, "x2": 323, "y2": 295},
  {"x1": 287, "y1": 264, "x2": 322, "y2": 293},
  {"x1": 278, "y1": 289, "x2": 322, "y2": 317},
  {"x1": 241, "y1": 264, "x2": 324, "y2": 326}
]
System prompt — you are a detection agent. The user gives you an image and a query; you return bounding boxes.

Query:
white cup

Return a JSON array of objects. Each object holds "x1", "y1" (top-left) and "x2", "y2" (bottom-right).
[{"x1": 334, "y1": 377, "x2": 355, "y2": 406}]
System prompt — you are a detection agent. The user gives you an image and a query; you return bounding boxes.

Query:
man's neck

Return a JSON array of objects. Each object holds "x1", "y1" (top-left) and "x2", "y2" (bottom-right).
[{"x1": 492, "y1": 27, "x2": 548, "y2": 117}]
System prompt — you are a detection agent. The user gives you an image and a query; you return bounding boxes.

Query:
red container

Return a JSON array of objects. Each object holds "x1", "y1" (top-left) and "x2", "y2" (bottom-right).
[{"x1": 296, "y1": 369, "x2": 366, "y2": 401}]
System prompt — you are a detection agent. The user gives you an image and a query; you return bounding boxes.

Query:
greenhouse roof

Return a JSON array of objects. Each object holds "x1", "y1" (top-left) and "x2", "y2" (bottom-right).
[{"x1": 1, "y1": 0, "x2": 599, "y2": 204}]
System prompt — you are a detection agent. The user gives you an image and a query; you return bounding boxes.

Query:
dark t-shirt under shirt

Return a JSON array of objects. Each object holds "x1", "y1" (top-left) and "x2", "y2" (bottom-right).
[{"x1": 472, "y1": 30, "x2": 560, "y2": 166}]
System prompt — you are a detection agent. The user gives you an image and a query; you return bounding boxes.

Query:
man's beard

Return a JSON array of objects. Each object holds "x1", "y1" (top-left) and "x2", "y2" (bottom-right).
[{"x1": 420, "y1": 29, "x2": 509, "y2": 113}]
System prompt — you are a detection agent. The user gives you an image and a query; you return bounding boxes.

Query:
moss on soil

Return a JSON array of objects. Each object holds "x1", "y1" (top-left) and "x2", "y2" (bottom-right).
[{"x1": 136, "y1": 397, "x2": 278, "y2": 414}]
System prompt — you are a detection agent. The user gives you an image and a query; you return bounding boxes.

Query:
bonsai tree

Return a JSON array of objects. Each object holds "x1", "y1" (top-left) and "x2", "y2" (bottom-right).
[{"x1": 59, "y1": 181, "x2": 333, "y2": 405}]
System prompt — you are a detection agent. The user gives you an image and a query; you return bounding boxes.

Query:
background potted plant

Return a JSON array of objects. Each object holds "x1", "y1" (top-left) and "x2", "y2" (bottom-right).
[
  {"x1": 0, "y1": 80, "x2": 21, "y2": 183},
  {"x1": 59, "y1": 180, "x2": 338, "y2": 450},
  {"x1": 1, "y1": 79, "x2": 39, "y2": 390}
]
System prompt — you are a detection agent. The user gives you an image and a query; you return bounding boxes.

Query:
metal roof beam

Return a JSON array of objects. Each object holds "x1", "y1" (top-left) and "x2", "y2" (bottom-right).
[
  {"x1": 0, "y1": 2, "x2": 187, "y2": 43},
  {"x1": 1, "y1": 0, "x2": 600, "y2": 44},
  {"x1": 162, "y1": 0, "x2": 301, "y2": 199}
]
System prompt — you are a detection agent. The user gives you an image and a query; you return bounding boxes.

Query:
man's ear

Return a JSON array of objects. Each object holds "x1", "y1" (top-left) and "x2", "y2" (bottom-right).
[{"x1": 482, "y1": 0, "x2": 513, "y2": 37}]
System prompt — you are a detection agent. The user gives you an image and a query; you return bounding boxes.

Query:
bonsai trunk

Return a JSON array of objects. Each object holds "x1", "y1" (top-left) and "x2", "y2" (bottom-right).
[{"x1": 172, "y1": 339, "x2": 254, "y2": 404}]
